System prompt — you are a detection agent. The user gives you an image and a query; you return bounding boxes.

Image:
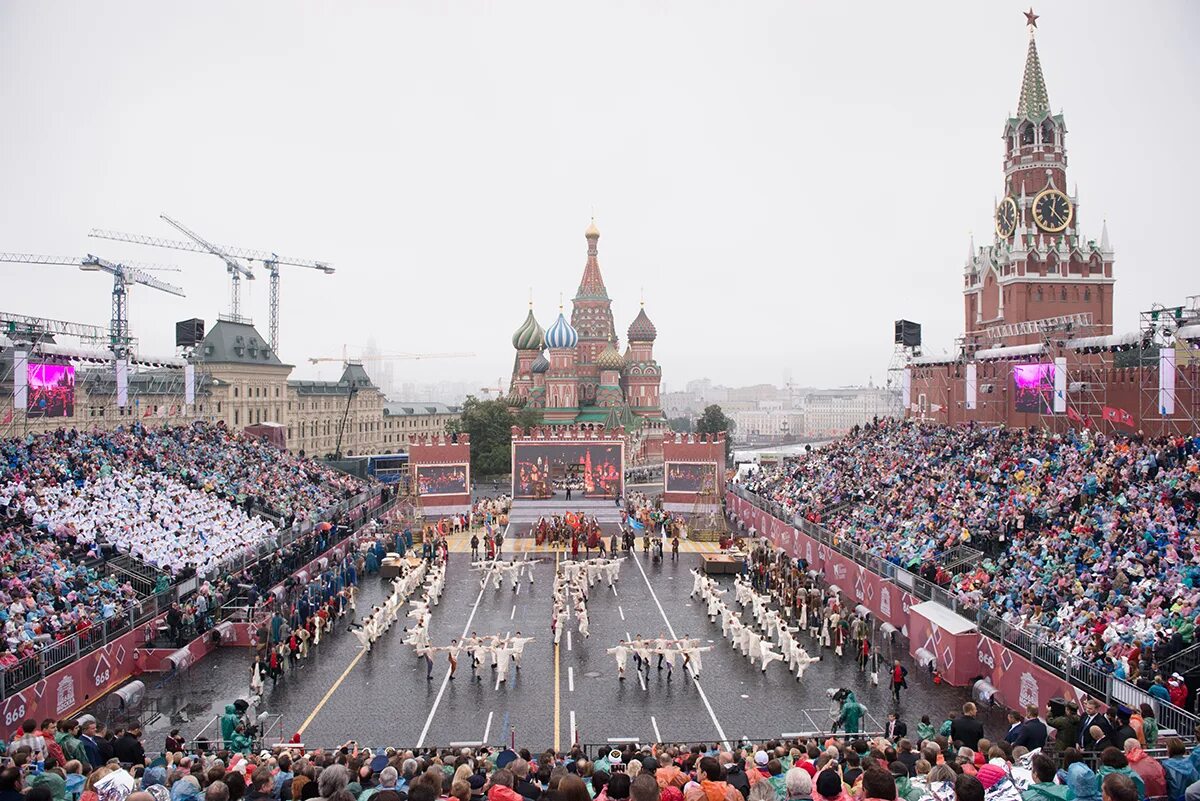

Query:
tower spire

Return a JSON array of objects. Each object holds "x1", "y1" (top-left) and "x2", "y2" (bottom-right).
[
  {"x1": 576, "y1": 218, "x2": 608, "y2": 299},
  {"x1": 1017, "y1": 9, "x2": 1050, "y2": 119}
]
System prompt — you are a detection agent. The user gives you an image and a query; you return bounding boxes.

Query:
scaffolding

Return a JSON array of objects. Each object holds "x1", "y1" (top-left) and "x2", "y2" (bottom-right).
[
  {"x1": 1034, "y1": 313, "x2": 1111, "y2": 434},
  {"x1": 0, "y1": 309, "x2": 205, "y2": 440},
  {"x1": 1137, "y1": 298, "x2": 1200, "y2": 437}
]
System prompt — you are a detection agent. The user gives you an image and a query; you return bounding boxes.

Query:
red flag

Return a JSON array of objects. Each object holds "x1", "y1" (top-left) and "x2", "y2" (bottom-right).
[
  {"x1": 1, "y1": 408, "x2": 11, "y2": 425},
  {"x1": 1102, "y1": 406, "x2": 1135, "y2": 427},
  {"x1": 1066, "y1": 406, "x2": 1091, "y2": 428}
]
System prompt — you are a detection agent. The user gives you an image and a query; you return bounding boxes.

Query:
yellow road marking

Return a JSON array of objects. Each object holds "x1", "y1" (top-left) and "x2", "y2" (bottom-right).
[
  {"x1": 296, "y1": 646, "x2": 366, "y2": 735},
  {"x1": 553, "y1": 550, "x2": 561, "y2": 752}
]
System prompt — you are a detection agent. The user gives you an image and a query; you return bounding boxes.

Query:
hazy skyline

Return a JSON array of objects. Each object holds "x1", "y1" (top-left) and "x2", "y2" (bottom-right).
[{"x1": 2, "y1": 1, "x2": 1197, "y2": 391}]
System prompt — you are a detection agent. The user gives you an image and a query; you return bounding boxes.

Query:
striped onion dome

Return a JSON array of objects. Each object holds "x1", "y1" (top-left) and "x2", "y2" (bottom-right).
[
  {"x1": 545, "y1": 311, "x2": 578, "y2": 350},
  {"x1": 511, "y1": 308, "x2": 544, "y2": 350},
  {"x1": 627, "y1": 305, "x2": 657, "y2": 343},
  {"x1": 531, "y1": 351, "x2": 550, "y2": 373},
  {"x1": 595, "y1": 342, "x2": 624, "y2": 371}
]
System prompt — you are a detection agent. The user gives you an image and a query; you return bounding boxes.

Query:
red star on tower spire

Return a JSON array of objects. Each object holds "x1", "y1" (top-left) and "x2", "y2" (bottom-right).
[{"x1": 1024, "y1": 7, "x2": 1039, "y2": 28}]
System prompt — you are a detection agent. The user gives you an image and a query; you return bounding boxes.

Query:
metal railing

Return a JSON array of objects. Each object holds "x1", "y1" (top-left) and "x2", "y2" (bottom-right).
[
  {"x1": 730, "y1": 484, "x2": 1200, "y2": 733},
  {"x1": 0, "y1": 487, "x2": 384, "y2": 701}
]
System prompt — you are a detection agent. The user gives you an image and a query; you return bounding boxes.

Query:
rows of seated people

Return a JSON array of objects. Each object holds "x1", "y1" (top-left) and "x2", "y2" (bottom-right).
[
  {"x1": 740, "y1": 419, "x2": 1200, "y2": 680},
  {"x1": 6, "y1": 700, "x2": 1200, "y2": 801},
  {"x1": 0, "y1": 421, "x2": 368, "y2": 666}
]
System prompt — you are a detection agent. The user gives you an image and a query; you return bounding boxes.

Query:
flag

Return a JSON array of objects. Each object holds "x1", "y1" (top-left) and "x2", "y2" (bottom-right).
[
  {"x1": 629, "y1": 518, "x2": 645, "y2": 532},
  {"x1": 143, "y1": 406, "x2": 154, "y2": 418},
  {"x1": 1066, "y1": 406, "x2": 1090, "y2": 428},
  {"x1": 1101, "y1": 406, "x2": 1134, "y2": 427},
  {"x1": 1, "y1": 408, "x2": 11, "y2": 425}
]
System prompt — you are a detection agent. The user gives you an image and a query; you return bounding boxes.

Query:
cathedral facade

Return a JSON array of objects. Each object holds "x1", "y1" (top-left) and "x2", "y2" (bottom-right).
[{"x1": 506, "y1": 221, "x2": 666, "y2": 458}]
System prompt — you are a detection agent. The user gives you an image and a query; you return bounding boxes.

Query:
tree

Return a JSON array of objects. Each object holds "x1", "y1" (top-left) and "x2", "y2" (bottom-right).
[
  {"x1": 668, "y1": 416, "x2": 694, "y2": 433},
  {"x1": 694, "y1": 404, "x2": 735, "y2": 464},
  {"x1": 446, "y1": 397, "x2": 542, "y2": 477}
]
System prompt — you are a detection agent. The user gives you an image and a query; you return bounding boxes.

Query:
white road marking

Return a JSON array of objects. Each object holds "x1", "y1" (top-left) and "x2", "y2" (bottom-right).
[
  {"x1": 510, "y1": 604, "x2": 516, "y2": 620},
  {"x1": 570, "y1": 710, "x2": 576, "y2": 745},
  {"x1": 483, "y1": 711, "x2": 494, "y2": 743},
  {"x1": 567, "y1": 630, "x2": 572, "y2": 651},
  {"x1": 618, "y1": 606, "x2": 625, "y2": 621},
  {"x1": 651, "y1": 715, "x2": 662, "y2": 743},
  {"x1": 633, "y1": 553, "x2": 730, "y2": 749},
  {"x1": 418, "y1": 525, "x2": 508, "y2": 747},
  {"x1": 568, "y1": 666, "x2": 575, "y2": 692}
]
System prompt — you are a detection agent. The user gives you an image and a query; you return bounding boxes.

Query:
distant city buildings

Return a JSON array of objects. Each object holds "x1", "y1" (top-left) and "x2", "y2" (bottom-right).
[{"x1": 664, "y1": 379, "x2": 898, "y2": 441}]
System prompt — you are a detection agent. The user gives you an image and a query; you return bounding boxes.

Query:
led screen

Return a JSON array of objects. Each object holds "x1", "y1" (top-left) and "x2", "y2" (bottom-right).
[
  {"x1": 416, "y1": 465, "x2": 469, "y2": 496},
  {"x1": 665, "y1": 462, "x2": 720, "y2": 494},
  {"x1": 27, "y1": 363, "x2": 75, "y2": 419},
  {"x1": 513, "y1": 442, "x2": 623, "y2": 499},
  {"x1": 1013, "y1": 363, "x2": 1055, "y2": 414}
]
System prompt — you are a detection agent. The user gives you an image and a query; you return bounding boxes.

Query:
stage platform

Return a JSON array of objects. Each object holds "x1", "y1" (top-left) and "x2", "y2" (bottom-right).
[
  {"x1": 702, "y1": 554, "x2": 744, "y2": 574},
  {"x1": 507, "y1": 498, "x2": 624, "y2": 532}
]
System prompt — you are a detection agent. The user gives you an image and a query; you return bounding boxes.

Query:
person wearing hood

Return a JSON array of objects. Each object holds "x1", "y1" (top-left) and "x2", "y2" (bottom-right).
[
  {"x1": 1123, "y1": 740, "x2": 1166, "y2": 799},
  {"x1": 26, "y1": 768, "x2": 67, "y2": 801},
  {"x1": 1096, "y1": 749, "x2": 1145, "y2": 800},
  {"x1": 1021, "y1": 755, "x2": 1069, "y2": 801},
  {"x1": 767, "y1": 760, "x2": 789, "y2": 801},
  {"x1": 889, "y1": 763, "x2": 921, "y2": 801},
  {"x1": 977, "y1": 763, "x2": 1021, "y2": 801},
  {"x1": 1161, "y1": 738, "x2": 1199, "y2": 801},
  {"x1": 1065, "y1": 762, "x2": 1099, "y2": 801},
  {"x1": 220, "y1": 706, "x2": 241, "y2": 749},
  {"x1": 171, "y1": 776, "x2": 203, "y2": 801}
]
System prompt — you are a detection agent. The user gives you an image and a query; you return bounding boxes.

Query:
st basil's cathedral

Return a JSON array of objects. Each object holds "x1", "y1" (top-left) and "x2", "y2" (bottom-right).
[{"x1": 505, "y1": 220, "x2": 667, "y2": 461}]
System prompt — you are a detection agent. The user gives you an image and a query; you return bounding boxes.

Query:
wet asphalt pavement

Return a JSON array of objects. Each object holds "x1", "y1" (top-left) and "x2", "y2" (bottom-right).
[{"x1": 116, "y1": 546, "x2": 1004, "y2": 753}]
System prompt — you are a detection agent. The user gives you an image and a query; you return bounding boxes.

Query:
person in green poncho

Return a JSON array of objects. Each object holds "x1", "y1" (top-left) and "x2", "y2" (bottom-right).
[
  {"x1": 220, "y1": 704, "x2": 240, "y2": 747},
  {"x1": 832, "y1": 689, "x2": 865, "y2": 734}
]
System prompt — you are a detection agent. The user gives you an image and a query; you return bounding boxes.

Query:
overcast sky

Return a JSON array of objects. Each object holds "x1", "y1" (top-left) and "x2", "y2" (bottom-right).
[{"x1": 2, "y1": 1, "x2": 1197, "y2": 392}]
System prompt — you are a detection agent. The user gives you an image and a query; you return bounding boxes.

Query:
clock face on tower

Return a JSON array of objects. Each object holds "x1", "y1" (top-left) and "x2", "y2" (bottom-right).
[
  {"x1": 1032, "y1": 189, "x2": 1073, "y2": 233},
  {"x1": 994, "y1": 196, "x2": 1018, "y2": 239}
]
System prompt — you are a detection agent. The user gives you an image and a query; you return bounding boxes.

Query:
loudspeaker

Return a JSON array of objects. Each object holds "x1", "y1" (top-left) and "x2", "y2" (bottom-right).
[
  {"x1": 176, "y1": 318, "x2": 205, "y2": 348},
  {"x1": 894, "y1": 319, "x2": 922, "y2": 348}
]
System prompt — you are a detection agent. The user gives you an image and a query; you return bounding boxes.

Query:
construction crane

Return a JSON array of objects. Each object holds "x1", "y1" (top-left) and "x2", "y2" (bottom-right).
[
  {"x1": 89, "y1": 215, "x2": 333, "y2": 352},
  {"x1": 0, "y1": 253, "x2": 185, "y2": 358},
  {"x1": 307, "y1": 352, "x2": 475, "y2": 365},
  {"x1": 480, "y1": 378, "x2": 506, "y2": 397}
]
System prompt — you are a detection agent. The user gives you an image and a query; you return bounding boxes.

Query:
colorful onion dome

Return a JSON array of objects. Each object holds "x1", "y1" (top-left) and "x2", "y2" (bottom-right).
[
  {"x1": 511, "y1": 307, "x2": 544, "y2": 350},
  {"x1": 627, "y1": 305, "x2": 657, "y2": 343},
  {"x1": 531, "y1": 352, "x2": 550, "y2": 373},
  {"x1": 595, "y1": 342, "x2": 624, "y2": 371},
  {"x1": 545, "y1": 310, "x2": 579, "y2": 350}
]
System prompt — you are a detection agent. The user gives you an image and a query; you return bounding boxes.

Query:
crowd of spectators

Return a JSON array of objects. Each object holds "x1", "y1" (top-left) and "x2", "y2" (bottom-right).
[
  {"x1": 0, "y1": 422, "x2": 369, "y2": 667},
  {"x1": 6, "y1": 701, "x2": 1200, "y2": 801},
  {"x1": 738, "y1": 419, "x2": 1200, "y2": 680}
]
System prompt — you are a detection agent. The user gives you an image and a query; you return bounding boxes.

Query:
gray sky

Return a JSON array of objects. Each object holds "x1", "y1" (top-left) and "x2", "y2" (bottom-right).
[{"x1": 2, "y1": 1, "x2": 1197, "y2": 391}]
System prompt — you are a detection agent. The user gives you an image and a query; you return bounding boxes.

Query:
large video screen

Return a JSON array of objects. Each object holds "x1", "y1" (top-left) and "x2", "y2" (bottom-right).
[
  {"x1": 416, "y1": 465, "x2": 469, "y2": 496},
  {"x1": 1013, "y1": 363, "x2": 1055, "y2": 414},
  {"x1": 513, "y1": 442, "x2": 623, "y2": 499},
  {"x1": 665, "y1": 462, "x2": 720, "y2": 494},
  {"x1": 27, "y1": 363, "x2": 75, "y2": 419}
]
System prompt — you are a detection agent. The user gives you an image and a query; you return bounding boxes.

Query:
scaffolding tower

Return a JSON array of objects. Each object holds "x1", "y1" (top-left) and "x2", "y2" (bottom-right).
[
  {"x1": 0, "y1": 310, "x2": 204, "y2": 440},
  {"x1": 1137, "y1": 298, "x2": 1200, "y2": 437}
]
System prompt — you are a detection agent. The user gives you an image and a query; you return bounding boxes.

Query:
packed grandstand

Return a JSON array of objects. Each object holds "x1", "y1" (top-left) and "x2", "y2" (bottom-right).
[
  {"x1": 740, "y1": 420, "x2": 1200, "y2": 682},
  {"x1": 0, "y1": 422, "x2": 368, "y2": 671},
  {"x1": 1, "y1": 418, "x2": 1199, "y2": 801}
]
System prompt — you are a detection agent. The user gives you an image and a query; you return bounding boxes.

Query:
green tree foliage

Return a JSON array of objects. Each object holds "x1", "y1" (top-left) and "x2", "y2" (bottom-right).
[
  {"x1": 668, "y1": 416, "x2": 694, "y2": 433},
  {"x1": 446, "y1": 397, "x2": 542, "y2": 476},
  {"x1": 694, "y1": 403, "x2": 735, "y2": 464}
]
